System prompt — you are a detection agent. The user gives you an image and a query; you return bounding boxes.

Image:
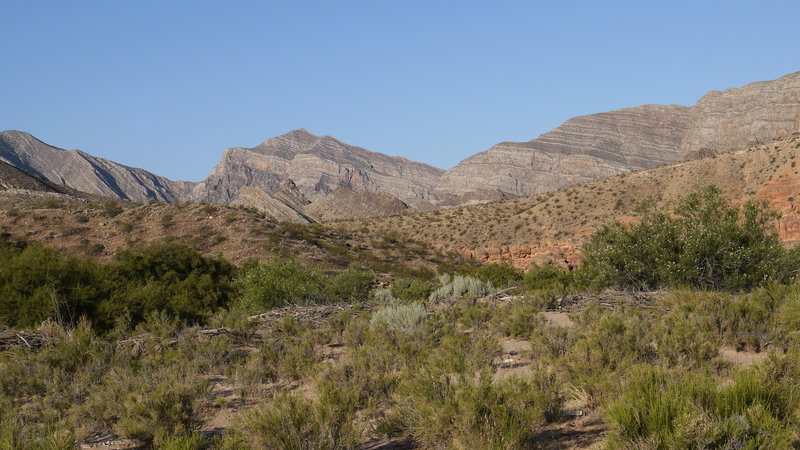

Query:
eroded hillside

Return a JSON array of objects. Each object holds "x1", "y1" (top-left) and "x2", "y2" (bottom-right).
[{"x1": 337, "y1": 134, "x2": 800, "y2": 269}]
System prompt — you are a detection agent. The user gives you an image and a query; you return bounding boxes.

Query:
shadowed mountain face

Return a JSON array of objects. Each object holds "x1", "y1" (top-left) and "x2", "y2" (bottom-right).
[
  {"x1": 193, "y1": 129, "x2": 444, "y2": 209},
  {"x1": 0, "y1": 131, "x2": 196, "y2": 202},
  {"x1": 0, "y1": 159, "x2": 78, "y2": 194}
]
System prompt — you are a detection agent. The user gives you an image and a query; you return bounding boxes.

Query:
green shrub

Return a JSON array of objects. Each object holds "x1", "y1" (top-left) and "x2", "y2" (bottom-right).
[
  {"x1": 605, "y1": 366, "x2": 696, "y2": 447},
  {"x1": 458, "y1": 263, "x2": 524, "y2": 289},
  {"x1": 0, "y1": 240, "x2": 111, "y2": 329},
  {"x1": 523, "y1": 263, "x2": 573, "y2": 296},
  {"x1": 233, "y1": 255, "x2": 326, "y2": 313},
  {"x1": 493, "y1": 300, "x2": 546, "y2": 338},
  {"x1": 606, "y1": 365, "x2": 797, "y2": 448},
  {"x1": 391, "y1": 369, "x2": 561, "y2": 448},
  {"x1": 390, "y1": 278, "x2": 431, "y2": 301},
  {"x1": 235, "y1": 393, "x2": 360, "y2": 449},
  {"x1": 325, "y1": 263, "x2": 373, "y2": 302},
  {"x1": 77, "y1": 363, "x2": 211, "y2": 446},
  {"x1": 576, "y1": 185, "x2": 795, "y2": 291},
  {"x1": 105, "y1": 243, "x2": 236, "y2": 329}
]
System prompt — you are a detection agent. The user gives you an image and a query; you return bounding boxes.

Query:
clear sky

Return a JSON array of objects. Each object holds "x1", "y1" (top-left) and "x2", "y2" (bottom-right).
[{"x1": 2, "y1": 1, "x2": 799, "y2": 181}]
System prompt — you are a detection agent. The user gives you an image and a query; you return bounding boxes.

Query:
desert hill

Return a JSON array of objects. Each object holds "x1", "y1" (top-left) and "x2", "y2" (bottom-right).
[
  {"x1": 0, "y1": 188, "x2": 466, "y2": 279},
  {"x1": 338, "y1": 134, "x2": 800, "y2": 270}
]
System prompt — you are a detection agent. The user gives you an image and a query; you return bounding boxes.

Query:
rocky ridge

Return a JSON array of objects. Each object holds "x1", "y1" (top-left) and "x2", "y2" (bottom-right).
[
  {"x1": 432, "y1": 104, "x2": 692, "y2": 205},
  {"x1": 2, "y1": 71, "x2": 800, "y2": 220},
  {"x1": 194, "y1": 129, "x2": 443, "y2": 209},
  {"x1": 680, "y1": 72, "x2": 800, "y2": 160},
  {"x1": 0, "y1": 131, "x2": 195, "y2": 202}
]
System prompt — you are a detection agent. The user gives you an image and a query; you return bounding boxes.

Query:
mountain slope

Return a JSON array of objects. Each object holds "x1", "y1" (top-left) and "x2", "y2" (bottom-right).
[
  {"x1": 433, "y1": 104, "x2": 691, "y2": 205},
  {"x1": 680, "y1": 71, "x2": 800, "y2": 159},
  {"x1": 434, "y1": 72, "x2": 800, "y2": 205},
  {"x1": 344, "y1": 134, "x2": 800, "y2": 270},
  {"x1": 0, "y1": 159, "x2": 78, "y2": 194},
  {"x1": 194, "y1": 129, "x2": 444, "y2": 211},
  {"x1": 0, "y1": 131, "x2": 195, "y2": 202}
]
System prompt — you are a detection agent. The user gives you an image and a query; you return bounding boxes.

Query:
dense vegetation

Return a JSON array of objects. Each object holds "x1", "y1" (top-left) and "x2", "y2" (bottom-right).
[
  {"x1": 3, "y1": 185, "x2": 800, "y2": 448},
  {"x1": 0, "y1": 240, "x2": 236, "y2": 332},
  {"x1": 577, "y1": 185, "x2": 798, "y2": 291}
]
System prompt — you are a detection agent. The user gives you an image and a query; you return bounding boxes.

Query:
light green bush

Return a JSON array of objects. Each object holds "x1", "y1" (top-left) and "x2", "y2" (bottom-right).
[
  {"x1": 369, "y1": 303, "x2": 427, "y2": 336},
  {"x1": 429, "y1": 275, "x2": 495, "y2": 302},
  {"x1": 391, "y1": 369, "x2": 561, "y2": 448}
]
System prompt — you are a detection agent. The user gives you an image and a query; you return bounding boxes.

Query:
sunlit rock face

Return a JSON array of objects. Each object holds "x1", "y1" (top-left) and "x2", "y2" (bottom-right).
[
  {"x1": 680, "y1": 72, "x2": 800, "y2": 160},
  {"x1": 433, "y1": 104, "x2": 692, "y2": 205}
]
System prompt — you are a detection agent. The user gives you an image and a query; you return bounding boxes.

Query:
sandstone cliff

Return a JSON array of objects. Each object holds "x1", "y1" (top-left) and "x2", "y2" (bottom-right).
[{"x1": 0, "y1": 131, "x2": 195, "y2": 202}]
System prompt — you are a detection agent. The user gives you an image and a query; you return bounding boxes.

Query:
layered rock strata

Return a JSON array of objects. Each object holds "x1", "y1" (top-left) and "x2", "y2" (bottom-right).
[
  {"x1": 194, "y1": 129, "x2": 443, "y2": 210},
  {"x1": 433, "y1": 105, "x2": 692, "y2": 205},
  {"x1": 680, "y1": 72, "x2": 800, "y2": 160}
]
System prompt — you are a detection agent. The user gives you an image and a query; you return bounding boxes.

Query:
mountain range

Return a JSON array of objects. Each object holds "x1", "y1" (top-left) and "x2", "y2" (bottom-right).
[{"x1": 1, "y1": 71, "x2": 799, "y2": 219}]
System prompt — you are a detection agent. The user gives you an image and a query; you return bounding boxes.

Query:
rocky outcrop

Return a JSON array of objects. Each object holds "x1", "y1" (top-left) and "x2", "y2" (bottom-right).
[
  {"x1": 433, "y1": 105, "x2": 692, "y2": 205},
  {"x1": 304, "y1": 187, "x2": 409, "y2": 222},
  {"x1": 680, "y1": 72, "x2": 800, "y2": 160},
  {"x1": 756, "y1": 175, "x2": 800, "y2": 245},
  {"x1": 232, "y1": 185, "x2": 312, "y2": 223},
  {"x1": 0, "y1": 131, "x2": 195, "y2": 202},
  {"x1": 194, "y1": 129, "x2": 443, "y2": 210}
]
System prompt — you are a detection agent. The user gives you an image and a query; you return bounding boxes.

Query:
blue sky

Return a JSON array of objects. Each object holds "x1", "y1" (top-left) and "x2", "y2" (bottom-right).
[{"x1": 2, "y1": 1, "x2": 799, "y2": 181}]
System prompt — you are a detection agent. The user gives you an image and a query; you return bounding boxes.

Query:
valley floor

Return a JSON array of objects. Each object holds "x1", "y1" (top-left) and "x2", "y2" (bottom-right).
[{"x1": 2, "y1": 287, "x2": 795, "y2": 449}]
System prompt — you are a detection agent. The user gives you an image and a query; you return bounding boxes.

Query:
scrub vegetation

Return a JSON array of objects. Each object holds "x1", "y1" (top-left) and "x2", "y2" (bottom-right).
[{"x1": 2, "y1": 185, "x2": 800, "y2": 448}]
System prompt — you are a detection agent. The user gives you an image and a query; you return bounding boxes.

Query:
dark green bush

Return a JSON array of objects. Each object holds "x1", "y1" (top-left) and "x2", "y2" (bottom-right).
[
  {"x1": 390, "y1": 278, "x2": 431, "y2": 301},
  {"x1": 0, "y1": 239, "x2": 236, "y2": 332},
  {"x1": 523, "y1": 263, "x2": 573, "y2": 295},
  {"x1": 105, "y1": 243, "x2": 236, "y2": 329},
  {"x1": 577, "y1": 185, "x2": 796, "y2": 291},
  {"x1": 0, "y1": 241, "x2": 111, "y2": 329},
  {"x1": 458, "y1": 263, "x2": 524, "y2": 289}
]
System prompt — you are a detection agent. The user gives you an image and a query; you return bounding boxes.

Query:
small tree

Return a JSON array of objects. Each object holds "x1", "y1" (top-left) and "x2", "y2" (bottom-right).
[{"x1": 576, "y1": 185, "x2": 796, "y2": 291}]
